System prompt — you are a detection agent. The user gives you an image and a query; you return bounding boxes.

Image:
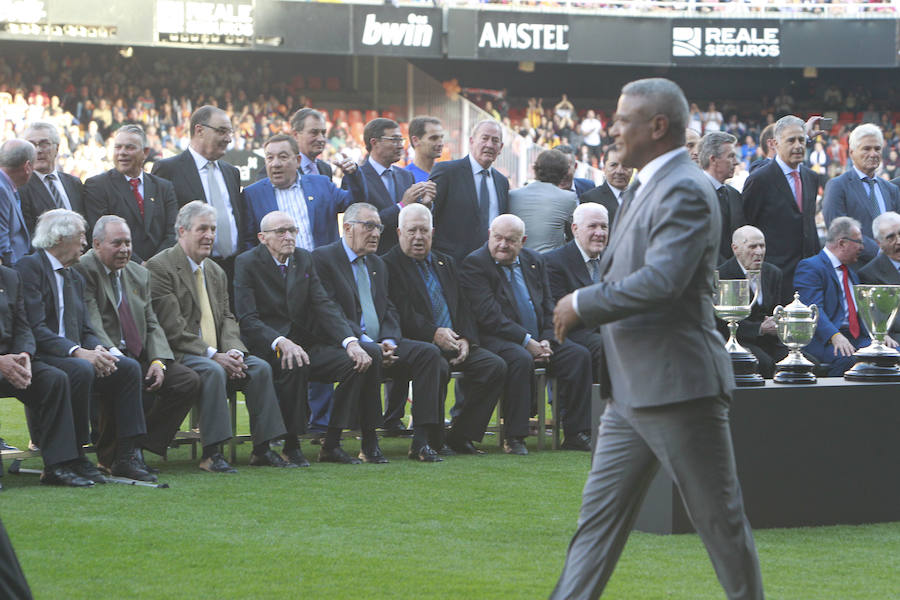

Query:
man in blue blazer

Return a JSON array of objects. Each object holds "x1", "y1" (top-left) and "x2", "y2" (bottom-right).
[
  {"x1": 0, "y1": 140, "x2": 34, "y2": 266},
  {"x1": 794, "y1": 216, "x2": 874, "y2": 376},
  {"x1": 242, "y1": 134, "x2": 366, "y2": 251},
  {"x1": 823, "y1": 124, "x2": 900, "y2": 267}
]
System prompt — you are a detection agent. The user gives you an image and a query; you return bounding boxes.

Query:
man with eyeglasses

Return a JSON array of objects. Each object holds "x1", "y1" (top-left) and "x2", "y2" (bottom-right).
[
  {"x1": 858, "y1": 211, "x2": 900, "y2": 338},
  {"x1": 20, "y1": 122, "x2": 86, "y2": 234},
  {"x1": 84, "y1": 125, "x2": 178, "y2": 263},
  {"x1": 794, "y1": 216, "x2": 878, "y2": 376},
  {"x1": 353, "y1": 118, "x2": 436, "y2": 255},
  {"x1": 313, "y1": 203, "x2": 446, "y2": 462},
  {"x1": 234, "y1": 210, "x2": 380, "y2": 466},
  {"x1": 152, "y1": 105, "x2": 248, "y2": 286}
]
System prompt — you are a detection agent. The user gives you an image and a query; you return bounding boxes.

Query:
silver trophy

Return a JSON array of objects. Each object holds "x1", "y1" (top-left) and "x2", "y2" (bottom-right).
[
  {"x1": 772, "y1": 293, "x2": 819, "y2": 384},
  {"x1": 844, "y1": 284, "x2": 900, "y2": 381},
  {"x1": 714, "y1": 276, "x2": 764, "y2": 387}
]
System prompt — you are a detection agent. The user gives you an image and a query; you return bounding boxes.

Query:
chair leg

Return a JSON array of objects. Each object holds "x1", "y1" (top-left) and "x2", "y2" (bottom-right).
[
  {"x1": 189, "y1": 407, "x2": 198, "y2": 460},
  {"x1": 496, "y1": 396, "x2": 504, "y2": 448},
  {"x1": 551, "y1": 378, "x2": 560, "y2": 450},
  {"x1": 536, "y1": 373, "x2": 546, "y2": 451},
  {"x1": 228, "y1": 391, "x2": 238, "y2": 464}
]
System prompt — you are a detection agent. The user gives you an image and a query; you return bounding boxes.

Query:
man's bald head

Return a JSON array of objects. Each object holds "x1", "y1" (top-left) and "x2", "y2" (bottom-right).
[
  {"x1": 488, "y1": 214, "x2": 526, "y2": 265},
  {"x1": 731, "y1": 225, "x2": 766, "y2": 271}
]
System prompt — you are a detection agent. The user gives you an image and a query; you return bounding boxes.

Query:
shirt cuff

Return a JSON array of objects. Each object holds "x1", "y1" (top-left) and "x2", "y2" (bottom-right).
[
  {"x1": 360, "y1": 333, "x2": 374, "y2": 343},
  {"x1": 572, "y1": 289, "x2": 582, "y2": 318},
  {"x1": 521, "y1": 334, "x2": 532, "y2": 348},
  {"x1": 205, "y1": 346, "x2": 217, "y2": 358},
  {"x1": 229, "y1": 349, "x2": 244, "y2": 358},
  {"x1": 341, "y1": 336, "x2": 358, "y2": 349},
  {"x1": 271, "y1": 336, "x2": 286, "y2": 351},
  {"x1": 109, "y1": 346, "x2": 124, "y2": 357},
  {"x1": 67, "y1": 345, "x2": 80, "y2": 356}
]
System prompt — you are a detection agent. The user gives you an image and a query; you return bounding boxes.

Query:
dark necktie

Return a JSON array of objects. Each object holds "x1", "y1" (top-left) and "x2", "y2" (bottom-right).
[
  {"x1": 839, "y1": 264, "x2": 860, "y2": 339},
  {"x1": 110, "y1": 271, "x2": 143, "y2": 358},
  {"x1": 353, "y1": 256, "x2": 380, "y2": 341},
  {"x1": 278, "y1": 263, "x2": 287, "y2": 278},
  {"x1": 129, "y1": 178, "x2": 144, "y2": 219},
  {"x1": 478, "y1": 169, "x2": 491, "y2": 229},
  {"x1": 862, "y1": 177, "x2": 880, "y2": 213},
  {"x1": 44, "y1": 173, "x2": 66, "y2": 208},
  {"x1": 505, "y1": 263, "x2": 539, "y2": 338},
  {"x1": 382, "y1": 167, "x2": 396, "y2": 203},
  {"x1": 587, "y1": 257, "x2": 601, "y2": 284},
  {"x1": 417, "y1": 260, "x2": 452, "y2": 329},
  {"x1": 615, "y1": 180, "x2": 642, "y2": 223},
  {"x1": 58, "y1": 267, "x2": 79, "y2": 341}
]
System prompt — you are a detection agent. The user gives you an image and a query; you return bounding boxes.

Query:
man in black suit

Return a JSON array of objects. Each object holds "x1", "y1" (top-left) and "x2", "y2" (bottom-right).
[
  {"x1": 742, "y1": 115, "x2": 821, "y2": 304},
  {"x1": 313, "y1": 202, "x2": 446, "y2": 462},
  {"x1": 460, "y1": 214, "x2": 592, "y2": 454},
  {"x1": 151, "y1": 105, "x2": 247, "y2": 281},
  {"x1": 234, "y1": 210, "x2": 382, "y2": 465},
  {"x1": 748, "y1": 123, "x2": 776, "y2": 174},
  {"x1": 352, "y1": 118, "x2": 434, "y2": 255},
  {"x1": 16, "y1": 209, "x2": 154, "y2": 482},
  {"x1": 0, "y1": 262, "x2": 91, "y2": 486},
  {"x1": 545, "y1": 202, "x2": 609, "y2": 382},
  {"x1": 717, "y1": 226, "x2": 788, "y2": 378},
  {"x1": 84, "y1": 125, "x2": 178, "y2": 263},
  {"x1": 20, "y1": 122, "x2": 85, "y2": 233},
  {"x1": 699, "y1": 131, "x2": 747, "y2": 264},
  {"x1": 290, "y1": 108, "x2": 358, "y2": 180},
  {"x1": 578, "y1": 148, "x2": 630, "y2": 228},
  {"x1": 556, "y1": 144, "x2": 595, "y2": 198},
  {"x1": 384, "y1": 204, "x2": 505, "y2": 454},
  {"x1": 430, "y1": 119, "x2": 510, "y2": 262},
  {"x1": 859, "y1": 211, "x2": 900, "y2": 338}
]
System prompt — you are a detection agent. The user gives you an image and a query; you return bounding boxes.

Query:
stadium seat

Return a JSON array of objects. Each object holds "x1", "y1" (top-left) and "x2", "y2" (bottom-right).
[
  {"x1": 348, "y1": 109, "x2": 363, "y2": 125},
  {"x1": 308, "y1": 77, "x2": 322, "y2": 91},
  {"x1": 325, "y1": 77, "x2": 341, "y2": 92},
  {"x1": 382, "y1": 110, "x2": 396, "y2": 121},
  {"x1": 332, "y1": 109, "x2": 347, "y2": 123},
  {"x1": 365, "y1": 109, "x2": 379, "y2": 123}
]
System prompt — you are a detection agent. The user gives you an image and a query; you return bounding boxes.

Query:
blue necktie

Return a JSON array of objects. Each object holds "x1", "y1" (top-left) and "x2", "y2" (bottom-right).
[
  {"x1": 588, "y1": 258, "x2": 601, "y2": 284},
  {"x1": 862, "y1": 177, "x2": 879, "y2": 213},
  {"x1": 354, "y1": 256, "x2": 380, "y2": 341},
  {"x1": 382, "y1": 167, "x2": 396, "y2": 203},
  {"x1": 417, "y1": 259, "x2": 452, "y2": 329},
  {"x1": 506, "y1": 263, "x2": 539, "y2": 338}
]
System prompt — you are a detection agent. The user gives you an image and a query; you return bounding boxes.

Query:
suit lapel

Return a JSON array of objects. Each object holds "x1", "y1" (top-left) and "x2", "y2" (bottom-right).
[
  {"x1": 518, "y1": 254, "x2": 542, "y2": 329},
  {"x1": 362, "y1": 161, "x2": 391, "y2": 206},
  {"x1": 771, "y1": 163, "x2": 800, "y2": 214},
  {"x1": 38, "y1": 250, "x2": 60, "y2": 326},
  {"x1": 180, "y1": 151, "x2": 207, "y2": 202},
  {"x1": 112, "y1": 171, "x2": 143, "y2": 224},
  {"x1": 404, "y1": 256, "x2": 432, "y2": 311},
  {"x1": 492, "y1": 169, "x2": 508, "y2": 214},
  {"x1": 142, "y1": 176, "x2": 157, "y2": 235},
  {"x1": 60, "y1": 174, "x2": 79, "y2": 211},
  {"x1": 567, "y1": 243, "x2": 592, "y2": 288},
  {"x1": 297, "y1": 175, "x2": 318, "y2": 233},
  {"x1": 877, "y1": 254, "x2": 900, "y2": 284}
]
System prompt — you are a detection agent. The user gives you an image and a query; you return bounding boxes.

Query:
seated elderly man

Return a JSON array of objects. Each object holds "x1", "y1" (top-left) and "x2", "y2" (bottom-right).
[
  {"x1": 717, "y1": 225, "x2": 788, "y2": 378},
  {"x1": 384, "y1": 203, "x2": 506, "y2": 454},
  {"x1": 234, "y1": 210, "x2": 379, "y2": 466},
  {"x1": 794, "y1": 216, "x2": 880, "y2": 376},
  {"x1": 74, "y1": 215, "x2": 198, "y2": 471},
  {"x1": 16, "y1": 209, "x2": 151, "y2": 482},
  {"x1": 145, "y1": 201, "x2": 288, "y2": 473},
  {"x1": 545, "y1": 202, "x2": 609, "y2": 383},
  {"x1": 859, "y1": 211, "x2": 900, "y2": 339},
  {"x1": 460, "y1": 214, "x2": 593, "y2": 454}
]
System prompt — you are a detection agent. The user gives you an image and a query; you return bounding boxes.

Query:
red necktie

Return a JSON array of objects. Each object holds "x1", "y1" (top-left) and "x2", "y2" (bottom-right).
[
  {"x1": 839, "y1": 264, "x2": 860, "y2": 339},
  {"x1": 790, "y1": 171, "x2": 802, "y2": 211},
  {"x1": 129, "y1": 178, "x2": 144, "y2": 219}
]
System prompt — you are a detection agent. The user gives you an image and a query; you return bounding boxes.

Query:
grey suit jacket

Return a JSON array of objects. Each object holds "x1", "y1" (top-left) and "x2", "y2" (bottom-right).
[
  {"x1": 576, "y1": 150, "x2": 734, "y2": 407},
  {"x1": 509, "y1": 181, "x2": 577, "y2": 253}
]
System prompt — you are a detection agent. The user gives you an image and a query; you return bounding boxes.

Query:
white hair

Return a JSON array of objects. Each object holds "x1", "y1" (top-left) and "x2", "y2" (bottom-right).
[
  {"x1": 33, "y1": 209, "x2": 86, "y2": 249},
  {"x1": 573, "y1": 202, "x2": 608, "y2": 226},
  {"x1": 398, "y1": 203, "x2": 432, "y2": 229},
  {"x1": 849, "y1": 123, "x2": 884, "y2": 151}
]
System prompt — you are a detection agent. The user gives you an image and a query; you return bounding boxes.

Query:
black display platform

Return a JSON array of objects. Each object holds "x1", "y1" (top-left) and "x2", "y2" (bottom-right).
[{"x1": 589, "y1": 378, "x2": 900, "y2": 534}]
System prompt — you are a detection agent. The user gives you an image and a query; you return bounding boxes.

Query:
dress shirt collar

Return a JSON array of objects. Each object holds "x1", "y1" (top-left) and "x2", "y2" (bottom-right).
[
  {"x1": 271, "y1": 254, "x2": 290, "y2": 268},
  {"x1": 468, "y1": 154, "x2": 491, "y2": 177},
  {"x1": 888, "y1": 254, "x2": 900, "y2": 272},
  {"x1": 823, "y1": 247, "x2": 843, "y2": 270},
  {"x1": 608, "y1": 184, "x2": 624, "y2": 200},
  {"x1": 368, "y1": 157, "x2": 392, "y2": 177},
  {"x1": 703, "y1": 170, "x2": 724, "y2": 190},
  {"x1": 574, "y1": 240, "x2": 598, "y2": 263},
  {"x1": 35, "y1": 170, "x2": 59, "y2": 184},
  {"x1": 341, "y1": 237, "x2": 362, "y2": 264},
  {"x1": 45, "y1": 250, "x2": 65, "y2": 271},
  {"x1": 188, "y1": 145, "x2": 215, "y2": 171},
  {"x1": 274, "y1": 176, "x2": 301, "y2": 192},
  {"x1": 774, "y1": 154, "x2": 798, "y2": 177},
  {"x1": 186, "y1": 254, "x2": 203, "y2": 273},
  {"x1": 299, "y1": 154, "x2": 318, "y2": 174},
  {"x1": 852, "y1": 164, "x2": 875, "y2": 181},
  {"x1": 124, "y1": 171, "x2": 143, "y2": 185},
  {"x1": 636, "y1": 147, "x2": 685, "y2": 189}
]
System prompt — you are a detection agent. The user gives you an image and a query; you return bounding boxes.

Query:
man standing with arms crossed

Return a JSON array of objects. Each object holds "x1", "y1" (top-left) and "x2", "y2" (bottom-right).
[{"x1": 551, "y1": 78, "x2": 763, "y2": 600}]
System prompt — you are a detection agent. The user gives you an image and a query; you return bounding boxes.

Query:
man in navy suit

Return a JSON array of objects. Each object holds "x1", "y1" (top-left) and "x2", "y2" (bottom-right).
[
  {"x1": 0, "y1": 139, "x2": 33, "y2": 266},
  {"x1": 823, "y1": 123, "x2": 900, "y2": 267},
  {"x1": 242, "y1": 134, "x2": 366, "y2": 250},
  {"x1": 20, "y1": 122, "x2": 86, "y2": 233},
  {"x1": 743, "y1": 115, "x2": 821, "y2": 304},
  {"x1": 556, "y1": 145, "x2": 595, "y2": 198},
  {"x1": 430, "y1": 119, "x2": 510, "y2": 262},
  {"x1": 351, "y1": 118, "x2": 434, "y2": 255},
  {"x1": 578, "y1": 148, "x2": 630, "y2": 229},
  {"x1": 290, "y1": 108, "x2": 361, "y2": 180},
  {"x1": 794, "y1": 216, "x2": 875, "y2": 376}
]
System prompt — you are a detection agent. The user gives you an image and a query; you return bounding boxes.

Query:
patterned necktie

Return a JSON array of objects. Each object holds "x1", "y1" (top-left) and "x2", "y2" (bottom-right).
[
  {"x1": 129, "y1": 178, "x2": 144, "y2": 219},
  {"x1": 195, "y1": 265, "x2": 218, "y2": 349},
  {"x1": 862, "y1": 177, "x2": 880, "y2": 213},
  {"x1": 44, "y1": 172, "x2": 66, "y2": 209},
  {"x1": 839, "y1": 264, "x2": 860, "y2": 339},
  {"x1": 790, "y1": 171, "x2": 803, "y2": 211},
  {"x1": 278, "y1": 263, "x2": 287, "y2": 278},
  {"x1": 587, "y1": 257, "x2": 601, "y2": 284},
  {"x1": 206, "y1": 161, "x2": 233, "y2": 257},
  {"x1": 305, "y1": 163, "x2": 318, "y2": 176},
  {"x1": 478, "y1": 169, "x2": 491, "y2": 229},
  {"x1": 353, "y1": 256, "x2": 380, "y2": 341},
  {"x1": 110, "y1": 271, "x2": 143, "y2": 358},
  {"x1": 58, "y1": 267, "x2": 79, "y2": 341},
  {"x1": 505, "y1": 263, "x2": 539, "y2": 338},
  {"x1": 417, "y1": 260, "x2": 452, "y2": 329}
]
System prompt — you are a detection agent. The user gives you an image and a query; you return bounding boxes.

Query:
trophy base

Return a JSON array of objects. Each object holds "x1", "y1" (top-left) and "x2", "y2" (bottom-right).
[
  {"x1": 844, "y1": 359, "x2": 900, "y2": 382},
  {"x1": 730, "y1": 350, "x2": 765, "y2": 387},
  {"x1": 774, "y1": 366, "x2": 817, "y2": 385}
]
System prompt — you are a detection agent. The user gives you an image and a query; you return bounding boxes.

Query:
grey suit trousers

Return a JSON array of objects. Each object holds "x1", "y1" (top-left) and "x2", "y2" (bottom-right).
[
  {"x1": 180, "y1": 353, "x2": 286, "y2": 447},
  {"x1": 550, "y1": 395, "x2": 763, "y2": 600}
]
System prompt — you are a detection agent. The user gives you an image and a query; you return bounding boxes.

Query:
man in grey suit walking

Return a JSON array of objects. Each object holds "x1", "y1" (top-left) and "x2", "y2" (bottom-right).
[{"x1": 550, "y1": 78, "x2": 763, "y2": 600}]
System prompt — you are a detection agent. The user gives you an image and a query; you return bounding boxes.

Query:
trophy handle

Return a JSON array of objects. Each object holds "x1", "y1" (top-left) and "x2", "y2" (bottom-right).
[
  {"x1": 809, "y1": 303, "x2": 818, "y2": 325},
  {"x1": 773, "y1": 305, "x2": 784, "y2": 323}
]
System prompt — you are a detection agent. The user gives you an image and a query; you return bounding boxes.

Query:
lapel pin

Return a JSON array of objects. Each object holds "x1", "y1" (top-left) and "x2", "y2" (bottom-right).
[
  {"x1": 437, "y1": 260, "x2": 444, "y2": 266},
  {"x1": 530, "y1": 264, "x2": 536, "y2": 269},
  {"x1": 307, "y1": 196, "x2": 313, "y2": 202},
  {"x1": 149, "y1": 197, "x2": 155, "y2": 203}
]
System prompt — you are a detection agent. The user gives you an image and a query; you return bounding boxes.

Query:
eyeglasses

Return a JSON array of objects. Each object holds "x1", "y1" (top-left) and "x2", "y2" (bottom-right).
[
  {"x1": 346, "y1": 220, "x2": 385, "y2": 233},
  {"x1": 31, "y1": 140, "x2": 55, "y2": 150},
  {"x1": 199, "y1": 123, "x2": 234, "y2": 136},
  {"x1": 379, "y1": 136, "x2": 405, "y2": 145},
  {"x1": 841, "y1": 237, "x2": 864, "y2": 245},
  {"x1": 263, "y1": 226, "x2": 299, "y2": 236}
]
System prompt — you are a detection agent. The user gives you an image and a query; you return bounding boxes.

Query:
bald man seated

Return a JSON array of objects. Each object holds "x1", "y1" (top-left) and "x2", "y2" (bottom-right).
[{"x1": 716, "y1": 226, "x2": 789, "y2": 378}]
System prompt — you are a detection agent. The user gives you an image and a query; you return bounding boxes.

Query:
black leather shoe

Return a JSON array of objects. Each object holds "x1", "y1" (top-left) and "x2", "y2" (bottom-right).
[
  {"x1": 71, "y1": 456, "x2": 108, "y2": 483},
  {"x1": 318, "y1": 446, "x2": 361, "y2": 464},
  {"x1": 199, "y1": 453, "x2": 238, "y2": 473},
  {"x1": 111, "y1": 454, "x2": 158, "y2": 482},
  {"x1": 561, "y1": 431, "x2": 592, "y2": 452},
  {"x1": 134, "y1": 449, "x2": 159, "y2": 474},
  {"x1": 448, "y1": 438, "x2": 485, "y2": 455},
  {"x1": 0, "y1": 437, "x2": 19, "y2": 452},
  {"x1": 40, "y1": 465, "x2": 94, "y2": 487},
  {"x1": 281, "y1": 448, "x2": 311, "y2": 467},
  {"x1": 250, "y1": 449, "x2": 298, "y2": 468},
  {"x1": 436, "y1": 444, "x2": 456, "y2": 456},
  {"x1": 408, "y1": 444, "x2": 442, "y2": 462},
  {"x1": 358, "y1": 446, "x2": 390, "y2": 464},
  {"x1": 504, "y1": 438, "x2": 528, "y2": 455}
]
